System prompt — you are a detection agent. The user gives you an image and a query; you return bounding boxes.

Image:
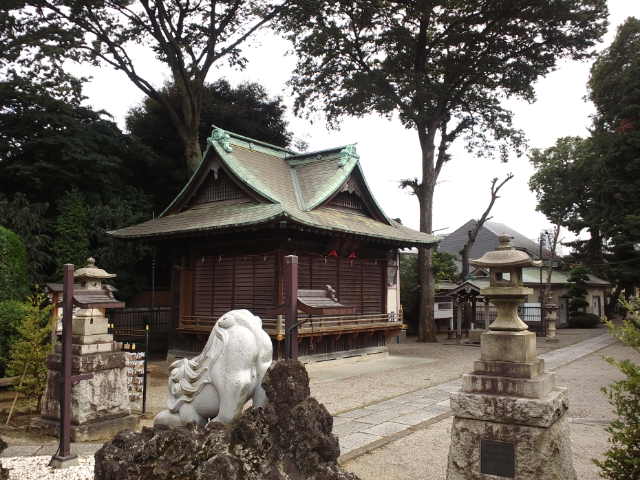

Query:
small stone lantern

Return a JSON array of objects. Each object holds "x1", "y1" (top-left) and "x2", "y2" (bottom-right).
[
  {"x1": 71, "y1": 258, "x2": 121, "y2": 342},
  {"x1": 39, "y1": 258, "x2": 138, "y2": 441},
  {"x1": 75, "y1": 257, "x2": 115, "y2": 290},
  {"x1": 469, "y1": 235, "x2": 539, "y2": 332},
  {"x1": 446, "y1": 235, "x2": 576, "y2": 480}
]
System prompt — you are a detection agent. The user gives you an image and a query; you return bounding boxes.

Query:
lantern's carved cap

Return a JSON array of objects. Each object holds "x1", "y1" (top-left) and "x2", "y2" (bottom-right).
[
  {"x1": 74, "y1": 257, "x2": 116, "y2": 280},
  {"x1": 471, "y1": 234, "x2": 541, "y2": 268}
]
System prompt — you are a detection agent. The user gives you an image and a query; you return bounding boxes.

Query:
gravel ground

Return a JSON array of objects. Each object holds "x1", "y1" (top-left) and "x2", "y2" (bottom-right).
[
  {"x1": 140, "y1": 329, "x2": 603, "y2": 419},
  {"x1": 308, "y1": 328, "x2": 603, "y2": 414},
  {"x1": 343, "y1": 341, "x2": 637, "y2": 480},
  {"x1": 0, "y1": 328, "x2": 613, "y2": 479},
  {"x1": 2, "y1": 455, "x2": 94, "y2": 480}
]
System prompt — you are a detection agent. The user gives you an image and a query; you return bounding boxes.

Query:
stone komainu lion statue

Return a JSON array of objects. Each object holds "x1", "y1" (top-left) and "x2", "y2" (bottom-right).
[{"x1": 154, "y1": 309, "x2": 273, "y2": 426}]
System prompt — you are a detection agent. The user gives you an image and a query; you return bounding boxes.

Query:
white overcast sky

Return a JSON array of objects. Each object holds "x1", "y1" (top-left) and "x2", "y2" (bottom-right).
[{"x1": 77, "y1": 0, "x2": 640, "y2": 250}]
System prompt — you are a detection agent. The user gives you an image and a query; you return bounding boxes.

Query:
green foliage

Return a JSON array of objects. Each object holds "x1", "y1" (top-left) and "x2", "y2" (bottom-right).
[
  {"x1": 0, "y1": 300, "x2": 27, "y2": 378},
  {"x1": 283, "y1": 0, "x2": 606, "y2": 156},
  {"x1": 433, "y1": 252, "x2": 458, "y2": 283},
  {"x1": 529, "y1": 18, "x2": 640, "y2": 297},
  {"x1": 7, "y1": 293, "x2": 51, "y2": 410},
  {"x1": 126, "y1": 79, "x2": 292, "y2": 211},
  {"x1": 0, "y1": 226, "x2": 29, "y2": 302},
  {"x1": 52, "y1": 190, "x2": 90, "y2": 275},
  {"x1": 0, "y1": 193, "x2": 51, "y2": 284},
  {"x1": 89, "y1": 187, "x2": 154, "y2": 300},
  {"x1": 4, "y1": 0, "x2": 286, "y2": 172},
  {"x1": 400, "y1": 251, "x2": 457, "y2": 329},
  {"x1": 282, "y1": 0, "x2": 607, "y2": 341},
  {"x1": 595, "y1": 297, "x2": 640, "y2": 478},
  {"x1": 0, "y1": 77, "x2": 156, "y2": 207},
  {"x1": 570, "y1": 312, "x2": 601, "y2": 329},
  {"x1": 567, "y1": 265, "x2": 590, "y2": 320}
]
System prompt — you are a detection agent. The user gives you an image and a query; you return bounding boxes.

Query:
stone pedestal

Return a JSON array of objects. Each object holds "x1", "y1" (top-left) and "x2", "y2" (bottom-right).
[
  {"x1": 38, "y1": 308, "x2": 138, "y2": 441},
  {"x1": 446, "y1": 331, "x2": 576, "y2": 480}
]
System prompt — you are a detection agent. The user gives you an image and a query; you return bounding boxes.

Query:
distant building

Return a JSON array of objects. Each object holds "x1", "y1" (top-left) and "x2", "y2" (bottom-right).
[
  {"x1": 437, "y1": 220, "x2": 552, "y2": 260},
  {"x1": 434, "y1": 221, "x2": 610, "y2": 328}
]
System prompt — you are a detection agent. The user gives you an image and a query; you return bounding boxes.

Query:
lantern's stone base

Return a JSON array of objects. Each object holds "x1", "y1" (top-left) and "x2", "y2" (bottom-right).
[
  {"x1": 40, "y1": 342, "x2": 137, "y2": 441},
  {"x1": 446, "y1": 410, "x2": 577, "y2": 480},
  {"x1": 480, "y1": 330, "x2": 536, "y2": 363},
  {"x1": 35, "y1": 414, "x2": 140, "y2": 442},
  {"x1": 446, "y1": 329, "x2": 576, "y2": 479}
]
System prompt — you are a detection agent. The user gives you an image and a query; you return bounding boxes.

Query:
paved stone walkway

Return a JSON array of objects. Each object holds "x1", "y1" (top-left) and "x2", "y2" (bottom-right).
[
  {"x1": 1, "y1": 332, "x2": 617, "y2": 461},
  {"x1": 334, "y1": 332, "x2": 617, "y2": 459}
]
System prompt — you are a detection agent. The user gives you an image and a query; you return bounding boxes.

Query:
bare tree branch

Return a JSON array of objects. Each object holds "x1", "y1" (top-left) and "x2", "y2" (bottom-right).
[{"x1": 459, "y1": 173, "x2": 514, "y2": 280}]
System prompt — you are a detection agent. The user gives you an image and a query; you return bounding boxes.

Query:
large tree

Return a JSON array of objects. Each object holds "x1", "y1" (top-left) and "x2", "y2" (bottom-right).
[
  {"x1": 126, "y1": 79, "x2": 292, "y2": 209},
  {"x1": 2, "y1": 0, "x2": 288, "y2": 172},
  {"x1": 0, "y1": 76, "x2": 156, "y2": 206},
  {"x1": 283, "y1": 0, "x2": 607, "y2": 341},
  {"x1": 530, "y1": 18, "x2": 640, "y2": 301}
]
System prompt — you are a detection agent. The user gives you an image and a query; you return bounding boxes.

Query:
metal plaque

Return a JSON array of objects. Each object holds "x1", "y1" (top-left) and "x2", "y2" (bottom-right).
[{"x1": 480, "y1": 439, "x2": 515, "y2": 478}]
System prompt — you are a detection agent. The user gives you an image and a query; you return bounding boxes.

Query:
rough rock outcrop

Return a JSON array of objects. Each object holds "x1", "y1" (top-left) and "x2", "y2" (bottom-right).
[
  {"x1": 94, "y1": 360, "x2": 360, "y2": 480},
  {"x1": 0, "y1": 437, "x2": 8, "y2": 480}
]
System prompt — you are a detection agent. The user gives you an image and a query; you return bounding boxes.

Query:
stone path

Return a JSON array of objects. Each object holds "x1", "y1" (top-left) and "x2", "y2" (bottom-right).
[
  {"x1": 333, "y1": 331, "x2": 617, "y2": 459},
  {"x1": 1, "y1": 332, "x2": 617, "y2": 462}
]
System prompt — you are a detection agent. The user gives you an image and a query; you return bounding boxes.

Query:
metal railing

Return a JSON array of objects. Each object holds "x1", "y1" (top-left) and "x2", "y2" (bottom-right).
[
  {"x1": 473, "y1": 305, "x2": 545, "y2": 336},
  {"x1": 109, "y1": 307, "x2": 170, "y2": 335}
]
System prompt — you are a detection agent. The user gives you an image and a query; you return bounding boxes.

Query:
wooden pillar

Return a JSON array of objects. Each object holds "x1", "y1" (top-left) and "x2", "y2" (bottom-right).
[
  {"x1": 284, "y1": 255, "x2": 299, "y2": 360},
  {"x1": 51, "y1": 264, "x2": 77, "y2": 467},
  {"x1": 457, "y1": 297, "x2": 463, "y2": 341},
  {"x1": 471, "y1": 295, "x2": 477, "y2": 330}
]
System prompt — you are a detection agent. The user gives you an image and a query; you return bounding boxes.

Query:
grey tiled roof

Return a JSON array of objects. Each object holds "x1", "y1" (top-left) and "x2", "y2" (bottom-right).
[{"x1": 437, "y1": 220, "x2": 549, "y2": 260}]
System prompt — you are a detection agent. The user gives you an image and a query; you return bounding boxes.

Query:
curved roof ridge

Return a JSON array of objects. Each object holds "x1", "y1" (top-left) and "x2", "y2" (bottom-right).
[{"x1": 211, "y1": 124, "x2": 296, "y2": 155}]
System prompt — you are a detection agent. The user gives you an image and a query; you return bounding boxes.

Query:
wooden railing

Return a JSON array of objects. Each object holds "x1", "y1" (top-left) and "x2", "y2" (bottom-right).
[{"x1": 179, "y1": 311, "x2": 403, "y2": 338}]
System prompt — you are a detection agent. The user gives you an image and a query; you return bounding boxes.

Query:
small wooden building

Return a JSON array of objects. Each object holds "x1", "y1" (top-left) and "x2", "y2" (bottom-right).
[{"x1": 111, "y1": 127, "x2": 437, "y2": 361}]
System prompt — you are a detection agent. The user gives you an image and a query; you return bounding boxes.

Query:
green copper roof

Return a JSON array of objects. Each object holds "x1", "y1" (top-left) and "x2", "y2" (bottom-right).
[{"x1": 110, "y1": 127, "x2": 438, "y2": 246}]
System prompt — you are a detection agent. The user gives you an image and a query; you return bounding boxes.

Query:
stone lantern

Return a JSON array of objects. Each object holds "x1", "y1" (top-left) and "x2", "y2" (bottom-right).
[
  {"x1": 71, "y1": 258, "x2": 118, "y2": 345},
  {"x1": 446, "y1": 235, "x2": 576, "y2": 480},
  {"x1": 39, "y1": 258, "x2": 138, "y2": 441}
]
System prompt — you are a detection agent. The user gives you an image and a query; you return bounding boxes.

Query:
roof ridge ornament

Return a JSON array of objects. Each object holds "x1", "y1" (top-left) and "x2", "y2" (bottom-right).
[
  {"x1": 210, "y1": 127, "x2": 233, "y2": 153},
  {"x1": 339, "y1": 144, "x2": 359, "y2": 167}
]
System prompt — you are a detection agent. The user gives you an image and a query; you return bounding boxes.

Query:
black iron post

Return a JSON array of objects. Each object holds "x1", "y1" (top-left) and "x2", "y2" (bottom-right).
[
  {"x1": 51, "y1": 264, "x2": 76, "y2": 466},
  {"x1": 539, "y1": 232, "x2": 547, "y2": 336},
  {"x1": 284, "y1": 255, "x2": 299, "y2": 360}
]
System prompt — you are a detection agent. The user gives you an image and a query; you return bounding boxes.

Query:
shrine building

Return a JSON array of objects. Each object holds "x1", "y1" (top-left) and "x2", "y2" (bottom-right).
[{"x1": 110, "y1": 127, "x2": 437, "y2": 361}]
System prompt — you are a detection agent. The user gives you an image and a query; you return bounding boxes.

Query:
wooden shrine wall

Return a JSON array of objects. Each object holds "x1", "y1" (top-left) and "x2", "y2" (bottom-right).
[
  {"x1": 185, "y1": 253, "x2": 278, "y2": 322},
  {"x1": 297, "y1": 255, "x2": 386, "y2": 314}
]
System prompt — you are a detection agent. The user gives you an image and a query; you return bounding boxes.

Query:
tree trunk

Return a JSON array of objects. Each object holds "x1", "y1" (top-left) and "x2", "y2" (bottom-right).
[
  {"x1": 417, "y1": 128, "x2": 438, "y2": 343},
  {"x1": 183, "y1": 130, "x2": 203, "y2": 173},
  {"x1": 460, "y1": 244, "x2": 470, "y2": 281}
]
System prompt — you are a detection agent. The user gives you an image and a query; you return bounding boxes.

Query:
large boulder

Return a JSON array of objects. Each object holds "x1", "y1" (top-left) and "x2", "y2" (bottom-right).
[
  {"x1": 0, "y1": 437, "x2": 8, "y2": 480},
  {"x1": 95, "y1": 360, "x2": 360, "y2": 480}
]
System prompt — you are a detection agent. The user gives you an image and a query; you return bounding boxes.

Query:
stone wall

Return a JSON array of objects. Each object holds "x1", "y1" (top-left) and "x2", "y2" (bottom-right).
[{"x1": 94, "y1": 360, "x2": 360, "y2": 480}]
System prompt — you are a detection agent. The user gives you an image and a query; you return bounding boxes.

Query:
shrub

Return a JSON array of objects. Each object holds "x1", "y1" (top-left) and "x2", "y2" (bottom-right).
[
  {"x1": 567, "y1": 265, "x2": 590, "y2": 315},
  {"x1": 6, "y1": 293, "x2": 51, "y2": 411},
  {"x1": 570, "y1": 312, "x2": 601, "y2": 329},
  {"x1": 0, "y1": 300, "x2": 28, "y2": 378},
  {"x1": 0, "y1": 226, "x2": 29, "y2": 302},
  {"x1": 594, "y1": 297, "x2": 640, "y2": 479}
]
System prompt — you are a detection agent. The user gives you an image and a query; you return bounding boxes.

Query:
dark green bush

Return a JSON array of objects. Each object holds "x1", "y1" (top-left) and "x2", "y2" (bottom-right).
[
  {"x1": 0, "y1": 300, "x2": 28, "y2": 377},
  {"x1": 0, "y1": 226, "x2": 29, "y2": 302},
  {"x1": 7, "y1": 293, "x2": 52, "y2": 410},
  {"x1": 571, "y1": 312, "x2": 601, "y2": 328}
]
